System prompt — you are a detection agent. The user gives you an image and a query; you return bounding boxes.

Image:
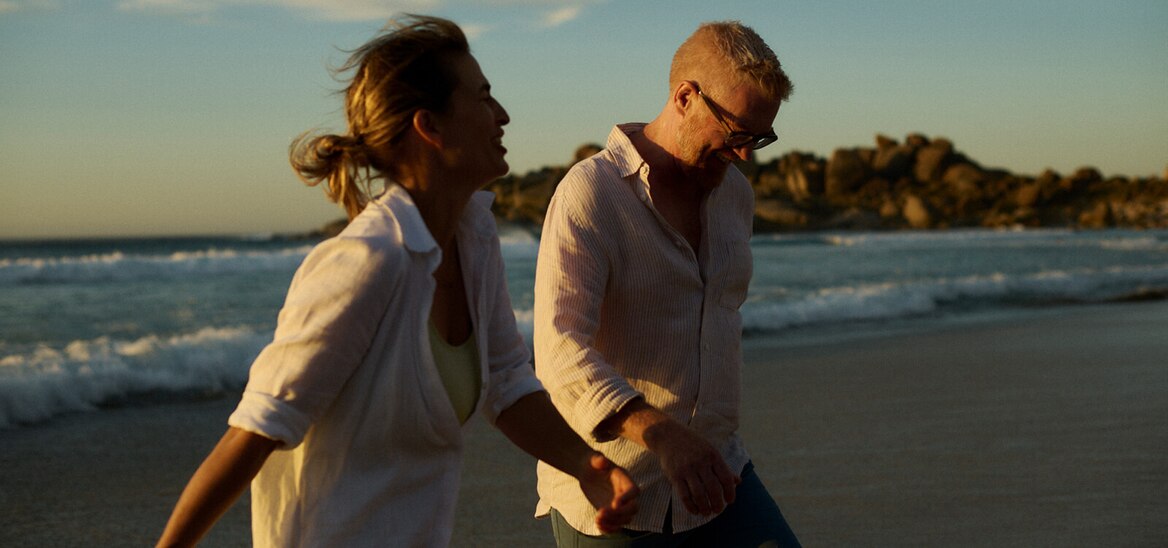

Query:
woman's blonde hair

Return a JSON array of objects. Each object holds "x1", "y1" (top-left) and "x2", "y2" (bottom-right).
[{"x1": 290, "y1": 15, "x2": 470, "y2": 219}]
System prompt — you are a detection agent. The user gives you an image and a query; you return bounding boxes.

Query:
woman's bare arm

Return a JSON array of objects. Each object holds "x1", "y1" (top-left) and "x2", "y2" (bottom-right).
[{"x1": 156, "y1": 426, "x2": 278, "y2": 547}]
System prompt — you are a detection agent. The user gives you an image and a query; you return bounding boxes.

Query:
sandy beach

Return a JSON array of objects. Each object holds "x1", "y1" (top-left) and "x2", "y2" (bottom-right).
[{"x1": 2, "y1": 301, "x2": 1165, "y2": 547}]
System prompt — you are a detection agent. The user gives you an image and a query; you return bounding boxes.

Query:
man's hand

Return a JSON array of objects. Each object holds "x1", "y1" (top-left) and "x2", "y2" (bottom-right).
[
  {"x1": 644, "y1": 418, "x2": 740, "y2": 516},
  {"x1": 578, "y1": 453, "x2": 640, "y2": 533},
  {"x1": 602, "y1": 399, "x2": 740, "y2": 516}
]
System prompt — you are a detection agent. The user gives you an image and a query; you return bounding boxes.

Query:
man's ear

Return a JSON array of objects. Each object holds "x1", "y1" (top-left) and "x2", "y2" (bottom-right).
[
  {"x1": 672, "y1": 81, "x2": 697, "y2": 116},
  {"x1": 411, "y1": 109, "x2": 444, "y2": 149}
]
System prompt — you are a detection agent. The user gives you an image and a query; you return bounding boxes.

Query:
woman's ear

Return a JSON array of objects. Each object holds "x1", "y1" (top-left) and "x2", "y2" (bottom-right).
[{"x1": 411, "y1": 109, "x2": 444, "y2": 149}]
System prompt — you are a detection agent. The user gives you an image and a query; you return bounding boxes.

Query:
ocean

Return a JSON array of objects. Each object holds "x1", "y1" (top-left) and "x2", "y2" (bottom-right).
[{"x1": 2, "y1": 227, "x2": 1166, "y2": 428}]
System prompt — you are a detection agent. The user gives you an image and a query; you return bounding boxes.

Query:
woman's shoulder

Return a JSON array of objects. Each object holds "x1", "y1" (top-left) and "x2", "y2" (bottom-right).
[{"x1": 301, "y1": 206, "x2": 411, "y2": 278}]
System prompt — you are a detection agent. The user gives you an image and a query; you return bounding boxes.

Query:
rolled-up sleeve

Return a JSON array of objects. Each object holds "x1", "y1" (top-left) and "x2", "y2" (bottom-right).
[
  {"x1": 229, "y1": 236, "x2": 399, "y2": 447},
  {"x1": 534, "y1": 173, "x2": 642, "y2": 442},
  {"x1": 480, "y1": 234, "x2": 544, "y2": 425}
]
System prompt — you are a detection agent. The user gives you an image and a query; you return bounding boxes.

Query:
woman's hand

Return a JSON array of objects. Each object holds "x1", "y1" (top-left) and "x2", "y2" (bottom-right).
[
  {"x1": 495, "y1": 392, "x2": 642, "y2": 532},
  {"x1": 577, "y1": 452, "x2": 640, "y2": 533}
]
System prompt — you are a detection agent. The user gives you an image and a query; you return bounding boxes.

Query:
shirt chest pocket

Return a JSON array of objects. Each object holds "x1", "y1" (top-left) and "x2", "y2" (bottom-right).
[{"x1": 715, "y1": 240, "x2": 753, "y2": 310}]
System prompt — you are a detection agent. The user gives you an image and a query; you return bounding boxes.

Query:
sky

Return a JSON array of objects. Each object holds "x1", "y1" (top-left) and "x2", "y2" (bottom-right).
[{"x1": 1, "y1": 0, "x2": 1165, "y2": 239}]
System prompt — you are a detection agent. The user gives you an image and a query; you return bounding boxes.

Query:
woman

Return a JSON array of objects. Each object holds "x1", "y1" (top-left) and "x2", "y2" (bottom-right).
[{"x1": 157, "y1": 15, "x2": 637, "y2": 547}]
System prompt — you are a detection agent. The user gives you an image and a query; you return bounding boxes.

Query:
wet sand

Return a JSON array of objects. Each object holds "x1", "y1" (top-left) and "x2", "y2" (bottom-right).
[{"x1": 1, "y1": 302, "x2": 1165, "y2": 546}]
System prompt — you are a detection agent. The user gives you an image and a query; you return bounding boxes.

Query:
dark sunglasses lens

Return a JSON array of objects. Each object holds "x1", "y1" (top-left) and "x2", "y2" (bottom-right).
[
  {"x1": 752, "y1": 134, "x2": 778, "y2": 150},
  {"x1": 725, "y1": 134, "x2": 754, "y2": 148},
  {"x1": 725, "y1": 132, "x2": 777, "y2": 150}
]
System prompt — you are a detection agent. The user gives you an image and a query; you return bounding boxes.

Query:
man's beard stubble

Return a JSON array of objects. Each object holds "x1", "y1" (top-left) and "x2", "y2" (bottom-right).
[{"x1": 675, "y1": 118, "x2": 730, "y2": 190}]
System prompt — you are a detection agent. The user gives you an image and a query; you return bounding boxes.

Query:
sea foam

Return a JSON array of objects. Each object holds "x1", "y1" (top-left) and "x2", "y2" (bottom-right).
[
  {"x1": 0, "y1": 245, "x2": 314, "y2": 285},
  {"x1": 0, "y1": 327, "x2": 269, "y2": 428},
  {"x1": 742, "y1": 263, "x2": 1168, "y2": 333}
]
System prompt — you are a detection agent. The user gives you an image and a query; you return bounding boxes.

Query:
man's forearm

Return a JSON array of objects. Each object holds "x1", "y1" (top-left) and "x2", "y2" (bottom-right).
[{"x1": 597, "y1": 397, "x2": 676, "y2": 450}]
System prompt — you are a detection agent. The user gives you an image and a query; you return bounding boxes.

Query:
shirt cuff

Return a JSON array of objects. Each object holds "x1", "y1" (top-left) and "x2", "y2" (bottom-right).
[
  {"x1": 575, "y1": 382, "x2": 641, "y2": 443},
  {"x1": 482, "y1": 370, "x2": 545, "y2": 426},
  {"x1": 227, "y1": 391, "x2": 314, "y2": 449}
]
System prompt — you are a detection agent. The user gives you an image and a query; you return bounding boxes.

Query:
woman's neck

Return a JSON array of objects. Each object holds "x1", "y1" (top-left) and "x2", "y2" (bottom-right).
[{"x1": 395, "y1": 163, "x2": 474, "y2": 249}]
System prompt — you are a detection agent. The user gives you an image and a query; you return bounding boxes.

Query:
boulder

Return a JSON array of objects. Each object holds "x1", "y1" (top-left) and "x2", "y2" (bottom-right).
[
  {"x1": 902, "y1": 194, "x2": 933, "y2": 228},
  {"x1": 879, "y1": 196, "x2": 901, "y2": 219},
  {"x1": 905, "y1": 133, "x2": 930, "y2": 148},
  {"x1": 755, "y1": 199, "x2": 809, "y2": 228},
  {"x1": 1013, "y1": 183, "x2": 1042, "y2": 208},
  {"x1": 825, "y1": 148, "x2": 870, "y2": 198},
  {"x1": 1062, "y1": 167, "x2": 1103, "y2": 193},
  {"x1": 914, "y1": 138, "x2": 954, "y2": 183},
  {"x1": 573, "y1": 143, "x2": 602, "y2": 165},
  {"x1": 1077, "y1": 201, "x2": 1113, "y2": 228},
  {"x1": 873, "y1": 144, "x2": 914, "y2": 180}
]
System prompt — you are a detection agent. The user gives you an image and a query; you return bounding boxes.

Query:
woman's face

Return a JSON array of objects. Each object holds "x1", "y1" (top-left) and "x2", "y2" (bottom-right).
[{"x1": 434, "y1": 53, "x2": 511, "y2": 185}]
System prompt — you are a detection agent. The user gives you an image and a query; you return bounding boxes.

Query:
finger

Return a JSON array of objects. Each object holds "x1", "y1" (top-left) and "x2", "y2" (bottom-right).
[
  {"x1": 683, "y1": 474, "x2": 713, "y2": 515},
  {"x1": 675, "y1": 481, "x2": 699, "y2": 514},
  {"x1": 605, "y1": 464, "x2": 638, "y2": 508},
  {"x1": 589, "y1": 453, "x2": 613, "y2": 472},
  {"x1": 595, "y1": 508, "x2": 619, "y2": 533},
  {"x1": 712, "y1": 462, "x2": 740, "y2": 506},
  {"x1": 604, "y1": 498, "x2": 638, "y2": 521},
  {"x1": 593, "y1": 509, "x2": 621, "y2": 532},
  {"x1": 612, "y1": 478, "x2": 639, "y2": 508},
  {"x1": 595, "y1": 504, "x2": 636, "y2": 533},
  {"x1": 699, "y1": 468, "x2": 729, "y2": 514}
]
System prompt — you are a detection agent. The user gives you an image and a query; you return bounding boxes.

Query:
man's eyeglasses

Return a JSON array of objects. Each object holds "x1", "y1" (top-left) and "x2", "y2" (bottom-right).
[{"x1": 693, "y1": 83, "x2": 778, "y2": 150}]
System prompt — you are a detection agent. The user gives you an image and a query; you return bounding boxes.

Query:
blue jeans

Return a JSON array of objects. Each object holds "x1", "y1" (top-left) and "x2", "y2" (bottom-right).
[{"x1": 549, "y1": 462, "x2": 801, "y2": 548}]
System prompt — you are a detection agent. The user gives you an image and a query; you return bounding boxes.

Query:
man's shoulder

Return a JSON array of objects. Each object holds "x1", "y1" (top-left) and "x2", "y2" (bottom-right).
[
  {"x1": 555, "y1": 152, "x2": 633, "y2": 205},
  {"x1": 723, "y1": 165, "x2": 753, "y2": 193},
  {"x1": 720, "y1": 166, "x2": 756, "y2": 205}
]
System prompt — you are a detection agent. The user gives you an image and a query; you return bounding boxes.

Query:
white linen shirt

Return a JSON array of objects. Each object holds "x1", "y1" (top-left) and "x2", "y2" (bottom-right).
[
  {"x1": 534, "y1": 124, "x2": 755, "y2": 535},
  {"x1": 228, "y1": 184, "x2": 542, "y2": 547}
]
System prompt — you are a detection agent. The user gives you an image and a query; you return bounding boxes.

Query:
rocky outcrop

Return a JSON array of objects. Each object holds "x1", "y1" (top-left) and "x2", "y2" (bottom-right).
[{"x1": 313, "y1": 134, "x2": 1167, "y2": 236}]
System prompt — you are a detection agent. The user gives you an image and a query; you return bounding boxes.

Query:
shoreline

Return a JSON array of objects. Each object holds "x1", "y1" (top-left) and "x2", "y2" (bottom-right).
[
  {"x1": 1, "y1": 301, "x2": 1165, "y2": 546},
  {"x1": 742, "y1": 300, "x2": 1168, "y2": 545}
]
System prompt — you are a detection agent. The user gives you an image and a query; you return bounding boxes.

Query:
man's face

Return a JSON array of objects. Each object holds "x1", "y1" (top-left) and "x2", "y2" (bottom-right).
[{"x1": 676, "y1": 83, "x2": 780, "y2": 188}]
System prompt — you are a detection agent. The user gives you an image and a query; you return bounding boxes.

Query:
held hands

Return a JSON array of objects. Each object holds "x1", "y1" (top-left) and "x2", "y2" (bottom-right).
[
  {"x1": 493, "y1": 392, "x2": 639, "y2": 533},
  {"x1": 647, "y1": 421, "x2": 740, "y2": 516},
  {"x1": 577, "y1": 452, "x2": 640, "y2": 533}
]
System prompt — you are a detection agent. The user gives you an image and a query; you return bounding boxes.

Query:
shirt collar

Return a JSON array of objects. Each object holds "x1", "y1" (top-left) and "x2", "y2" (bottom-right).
[
  {"x1": 606, "y1": 123, "x2": 650, "y2": 179},
  {"x1": 373, "y1": 183, "x2": 497, "y2": 254},
  {"x1": 462, "y1": 190, "x2": 497, "y2": 241},
  {"x1": 606, "y1": 123, "x2": 655, "y2": 204}
]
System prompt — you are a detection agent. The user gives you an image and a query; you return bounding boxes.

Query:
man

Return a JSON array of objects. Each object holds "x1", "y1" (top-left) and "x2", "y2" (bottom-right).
[{"x1": 533, "y1": 20, "x2": 800, "y2": 546}]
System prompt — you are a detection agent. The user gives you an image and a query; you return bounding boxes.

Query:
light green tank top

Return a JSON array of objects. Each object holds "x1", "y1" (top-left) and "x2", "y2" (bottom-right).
[{"x1": 427, "y1": 321, "x2": 481, "y2": 424}]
